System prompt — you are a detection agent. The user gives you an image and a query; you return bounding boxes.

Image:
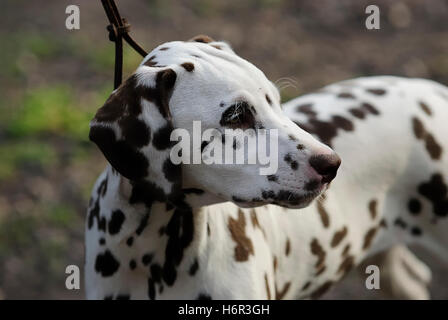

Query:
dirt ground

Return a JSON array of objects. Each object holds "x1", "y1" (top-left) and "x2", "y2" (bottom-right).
[{"x1": 0, "y1": 0, "x2": 447, "y2": 299}]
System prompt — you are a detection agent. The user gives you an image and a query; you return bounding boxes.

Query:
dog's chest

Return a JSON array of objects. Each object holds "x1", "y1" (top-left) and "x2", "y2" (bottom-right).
[{"x1": 87, "y1": 195, "x2": 384, "y2": 299}]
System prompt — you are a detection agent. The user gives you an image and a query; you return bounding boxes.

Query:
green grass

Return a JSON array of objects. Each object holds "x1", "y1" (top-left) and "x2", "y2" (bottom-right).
[
  {"x1": 0, "y1": 215, "x2": 36, "y2": 254},
  {"x1": 6, "y1": 86, "x2": 88, "y2": 139},
  {"x1": 4, "y1": 85, "x2": 110, "y2": 141},
  {"x1": 80, "y1": 43, "x2": 144, "y2": 75},
  {"x1": 46, "y1": 205, "x2": 77, "y2": 228},
  {"x1": 0, "y1": 206, "x2": 77, "y2": 260},
  {"x1": 23, "y1": 33, "x2": 62, "y2": 59},
  {"x1": 0, "y1": 83, "x2": 111, "y2": 181},
  {"x1": 0, "y1": 141, "x2": 57, "y2": 180},
  {"x1": 0, "y1": 32, "x2": 72, "y2": 79}
]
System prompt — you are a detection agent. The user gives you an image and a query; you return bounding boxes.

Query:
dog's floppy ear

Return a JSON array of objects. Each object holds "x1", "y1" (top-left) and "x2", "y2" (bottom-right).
[{"x1": 89, "y1": 65, "x2": 182, "y2": 205}]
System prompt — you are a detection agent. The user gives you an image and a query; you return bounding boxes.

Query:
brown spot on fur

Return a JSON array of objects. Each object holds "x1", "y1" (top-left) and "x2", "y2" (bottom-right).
[
  {"x1": 425, "y1": 133, "x2": 442, "y2": 160},
  {"x1": 265, "y1": 94, "x2": 272, "y2": 105},
  {"x1": 250, "y1": 209, "x2": 266, "y2": 238},
  {"x1": 366, "y1": 88, "x2": 386, "y2": 95},
  {"x1": 181, "y1": 62, "x2": 195, "y2": 72},
  {"x1": 379, "y1": 219, "x2": 388, "y2": 228},
  {"x1": 412, "y1": 117, "x2": 442, "y2": 160},
  {"x1": 337, "y1": 92, "x2": 355, "y2": 99},
  {"x1": 310, "y1": 281, "x2": 333, "y2": 299},
  {"x1": 250, "y1": 210, "x2": 260, "y2": 227},
  {"x1": 301, "y1": 281, "x2": 311, "y2": 291},
  {"x1": 332, "y1": 115, "x2": 354, "y2": 131},
  {"x1": 211, "y1": 44, "x2": 222, "y2": 50},
  {"x1": 275, "y1": 282, "x2": 291, "y2": 300},
  {"x1": 310, "y1": 238, "x2": 326, "y2": 271},
  {"x1": 337, "y1": 255, "x2": 355, "y2": 276},
  {"x1": 349, "y1": 108, "x2": 365, "y2": 119},
  {"x1": 228, "y1": 210, "x2": 254, "y2": 261},
  {"x1": 295, "y1": 101, "x2": 379, "y2": 147},
  {"x1": 361, "y1": 102, "x2": 380, "y2": 115},
  {"x1": 190, "y1": 34, "x2": 214, "y2": 43},
  {"x1": 264, "y1": 274, "x2": 271, "y2": 300},
  {"x1": 419, "y1": 101, "x2": 432, "y2": 116},
  {"x1": 143, "y1": 55, "x2": 166, "y2": 68},
  {"x1": 341, "y1": 244, "x2": 351, "y2": 257},
  {"x1": 159, "y1": 47, "x2": 169, "y2": 51},
  {"x1": 295, "y1": 114, "x2": 354, "y2": 148},
  {"x1": 296, "y1": 103, "x2": 317, "y2": 117},
  {"x1": 285, "y1": 238, "x2": 291, "y2": 256},
  {"x1": 363, "y1": 227, "x2": 378, "y2": 250},
  {"x1": 369, "y1": 199, "x2": 378, "y2": 220},
  {"x1": 273, "y1": 256, "x2": 278, "y2": 272},
  {"x1": 144, "y1": 55, "x2": 157, "y2": 67},
  {"x1": 412, "y1": 117, "x2": 425, "y2": 139},
  {"x1": 348, "y1": 102, "x2": 380, "y2": 119},
  {"x1": 315, "y1": 265, "x2": 326, "y2": 276},
  {"x1": 317, "y1": 201, "x2": 330, "y2": 228},
  {"x1": 330, "y1": 226, "x2": 348, "y2": 248}
]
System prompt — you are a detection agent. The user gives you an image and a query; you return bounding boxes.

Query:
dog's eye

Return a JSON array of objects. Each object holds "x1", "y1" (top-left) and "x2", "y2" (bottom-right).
[
  {"x1": 220, "y1": 101, "x2": 255, "y2": 129},
  {"x1": 227, "y1": 114, "x2": 241, "y2": 124}
]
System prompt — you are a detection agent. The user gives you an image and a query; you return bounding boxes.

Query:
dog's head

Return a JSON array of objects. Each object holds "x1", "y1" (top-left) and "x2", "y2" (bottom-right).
[{"x1": 90, "y1": 36, "x2": 340, "y2": 209}]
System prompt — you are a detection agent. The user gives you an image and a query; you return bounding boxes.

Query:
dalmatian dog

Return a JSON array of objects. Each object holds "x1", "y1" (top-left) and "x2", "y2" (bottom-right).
[{"x1": 85, "y1": 35, "x2": 448, "y2": 299}]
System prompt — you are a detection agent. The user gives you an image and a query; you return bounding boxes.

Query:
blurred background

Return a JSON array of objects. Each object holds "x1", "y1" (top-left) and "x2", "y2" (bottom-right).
[{"x1": 0, "y1": 0, "x2": 448, "y2": 299}]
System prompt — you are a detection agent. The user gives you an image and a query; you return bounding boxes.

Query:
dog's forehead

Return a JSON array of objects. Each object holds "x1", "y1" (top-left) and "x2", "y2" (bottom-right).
[
  {"x1": 142, "y1": 41, "x2": 274, "y2": 92},
  {"x1": 147, "y1": 40, "x2": 240, "y2": 65}
]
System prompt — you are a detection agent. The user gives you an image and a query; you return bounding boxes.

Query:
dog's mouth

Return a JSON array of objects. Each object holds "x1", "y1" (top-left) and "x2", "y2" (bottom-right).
[
  {"x1": 232, "y1": 186, "x2": 324, "y2": 209},
  {"x1": 264, "y1": 177, "x2": 328, "y2": 208},
  {"x1": 269, "y1": 188, "x2": 323, "y2": 209}
]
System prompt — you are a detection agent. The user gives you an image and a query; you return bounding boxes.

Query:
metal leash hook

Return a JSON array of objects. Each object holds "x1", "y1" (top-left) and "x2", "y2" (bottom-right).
[{"x1": 100, "y1": 0, "x2": 148, "y2": 89}]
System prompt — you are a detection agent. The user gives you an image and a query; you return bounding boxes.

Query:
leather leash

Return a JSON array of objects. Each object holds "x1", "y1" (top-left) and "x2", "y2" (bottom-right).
[{"x1": 100, "y1": 0, "x2": 148, "y2": 89}]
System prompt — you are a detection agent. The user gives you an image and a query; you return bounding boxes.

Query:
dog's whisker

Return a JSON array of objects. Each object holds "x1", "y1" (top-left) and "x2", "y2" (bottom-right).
[{"x1": 274, "y1": 77, "x2": 300, "y2": 93}]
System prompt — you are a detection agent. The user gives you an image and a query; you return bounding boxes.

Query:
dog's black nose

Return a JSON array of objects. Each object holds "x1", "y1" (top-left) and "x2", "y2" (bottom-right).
[{"x1": 309, "y1": 153, "x2": 341, "y2": 183}]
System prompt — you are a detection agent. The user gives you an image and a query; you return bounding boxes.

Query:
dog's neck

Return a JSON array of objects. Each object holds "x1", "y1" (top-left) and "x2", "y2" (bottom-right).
[
  {"x1": 116, "y1": 174, "x2": 226, "y2": 210},
  {"x1": 179, "y1": 188, "x2": 227, "y2": 209},
  {"x1": 105, "y1": 165, "x2": 221, "y2": 240}
]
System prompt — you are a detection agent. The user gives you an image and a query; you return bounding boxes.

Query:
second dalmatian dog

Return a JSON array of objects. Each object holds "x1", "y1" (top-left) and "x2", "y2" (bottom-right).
[{"x1": 85, "y1": 36, "x2": 448, "y2": 299}]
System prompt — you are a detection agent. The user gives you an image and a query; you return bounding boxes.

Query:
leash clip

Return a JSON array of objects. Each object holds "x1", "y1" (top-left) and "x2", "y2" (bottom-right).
[{"x1": 106, "y1": 18, "x2": 131, "y2": 42}]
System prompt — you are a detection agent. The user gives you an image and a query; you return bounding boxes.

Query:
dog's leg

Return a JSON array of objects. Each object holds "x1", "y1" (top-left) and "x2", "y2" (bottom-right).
[{"x1": 360, "y1": 245, "x2": 432, "y2": 300}]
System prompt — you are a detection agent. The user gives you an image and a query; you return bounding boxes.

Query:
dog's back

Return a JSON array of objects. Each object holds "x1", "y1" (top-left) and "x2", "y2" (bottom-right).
[{"x1": 283, "y1": 76, "x2": 448, "y2": 260}]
